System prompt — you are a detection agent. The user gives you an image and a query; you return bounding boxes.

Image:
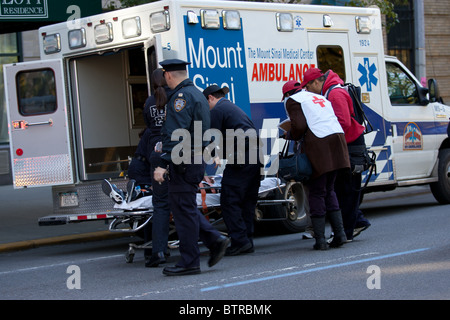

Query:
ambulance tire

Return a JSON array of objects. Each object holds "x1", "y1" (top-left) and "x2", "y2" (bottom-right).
[
  {"x1": 258, "y1": 181, "x2": 308, "y2": 233},
  {"x1": 430, "y1": 148, "x2": 450, "y2": 204}
]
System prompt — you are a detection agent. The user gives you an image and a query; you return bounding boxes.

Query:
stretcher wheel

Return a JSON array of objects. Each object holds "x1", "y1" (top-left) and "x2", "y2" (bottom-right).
[{"x1": 125, "y1": 247, "x2": 135, "y2": 263}]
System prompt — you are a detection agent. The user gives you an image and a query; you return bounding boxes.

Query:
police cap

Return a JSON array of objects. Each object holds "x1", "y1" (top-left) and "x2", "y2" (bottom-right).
[
  {"x1": 203, "y1": 85, "x2": 230, "y2": 99},
  {"x1": 160, "y1": 59, "x2": 191, "y2": 72}
]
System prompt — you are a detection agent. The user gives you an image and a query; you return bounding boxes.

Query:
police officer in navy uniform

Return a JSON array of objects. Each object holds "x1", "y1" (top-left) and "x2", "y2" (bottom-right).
[
  {"x1": 203, "y1": 85, "x2": 262, "y2": 255},
  {"x1": 153, "y1": 59, "x2": 230, "y2": 276}
]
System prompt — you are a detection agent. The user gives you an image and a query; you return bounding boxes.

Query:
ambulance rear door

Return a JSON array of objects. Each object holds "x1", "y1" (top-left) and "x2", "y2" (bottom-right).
[{"x1": 4, "y1": 59, "x2": 73, "y2": 189}]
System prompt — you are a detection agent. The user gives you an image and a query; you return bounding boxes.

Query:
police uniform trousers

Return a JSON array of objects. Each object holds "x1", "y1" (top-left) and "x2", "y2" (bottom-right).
[
  {"x1": 168, "y1": 161, "x2": 221, "y2": 268},
  {"x1": 220, "y1": 163, "x2": 261, "y2": 248}
]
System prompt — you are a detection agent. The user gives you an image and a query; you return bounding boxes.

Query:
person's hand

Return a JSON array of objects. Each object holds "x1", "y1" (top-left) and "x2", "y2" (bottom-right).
[
  {"x1": 212, "y1": 156, "x2": 221, "y2": 168},
  {"x1": 154, "y1": 166, "x2": 167, "y2": 183}
]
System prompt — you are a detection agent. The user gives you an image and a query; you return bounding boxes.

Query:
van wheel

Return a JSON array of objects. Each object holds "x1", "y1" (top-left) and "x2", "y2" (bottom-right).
[
  {"x1": 259, "y1": 181, "x2": 308, "y2": 233},
  {"x1": 430, "y1": 148, "x2": 450, "y2": 204}
]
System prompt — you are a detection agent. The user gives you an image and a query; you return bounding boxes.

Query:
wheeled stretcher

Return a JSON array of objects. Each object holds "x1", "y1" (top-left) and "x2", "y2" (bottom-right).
[{"x1": 108, "y1": 176, "x2": 306, "y2": 263}]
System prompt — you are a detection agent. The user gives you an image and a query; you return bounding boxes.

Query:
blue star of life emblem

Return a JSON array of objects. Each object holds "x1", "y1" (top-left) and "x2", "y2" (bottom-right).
[{"x1": 358, "y1": 57, "x2": 378, "y2": 92}]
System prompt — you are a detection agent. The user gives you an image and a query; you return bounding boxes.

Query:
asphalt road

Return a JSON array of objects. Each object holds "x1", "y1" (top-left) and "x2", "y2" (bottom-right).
[{"x1": 0, "y1": 188, "x2": 449, "y2": 305}]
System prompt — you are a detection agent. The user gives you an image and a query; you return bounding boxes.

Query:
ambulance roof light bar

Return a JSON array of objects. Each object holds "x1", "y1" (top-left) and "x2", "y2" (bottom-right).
[
  {"x1": 122, "y1": 16, "x2": 142, "y2": 38},
  {"x1": 43, "y1": 33, "x2": 61, "y2": 54},
  {"x1": 222, "y1": 10, "x2": 241, "y2": 30},
  {"x1": 355, "y1": 16, "x2": 371, "y2": 34},
  {"x1": 323, "y1": 14, "x2": 334, "y2": 27},
  {"x1": 200, "y1": 9, "x2": 220, "y2": 29},
  {"x1": 276, "y1": 12, "x2": 293, "y2": 32},
  {"x1": 187, "y1": 10, "x2": 198, "y2": 24},
  {"x1": 68, "y1": 28, "x2": 86, "y2": 49},
  {"x1": 150, "y1": 10, "x2": 170, "y2": 33},
  {"x1": 95, "y1": 22, "x2": 113, "y2": 44}
]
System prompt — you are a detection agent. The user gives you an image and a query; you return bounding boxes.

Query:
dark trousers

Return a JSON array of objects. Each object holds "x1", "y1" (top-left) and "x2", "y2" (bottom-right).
[
  {"x1": 306, "y1": 170, "x2": 340, "y2": 218},
  {"x1": 149, "y1": 151, "x2": 170, "y2": 255},
  {"x1": 168, "y1": 161, "x2": 220, "y2": 268},
  {"x1": 221, "y1": 164, "x2": 260, "y2": 247},
  {"x1": 335, "y1": 169, "x2": 362, "y2": 240}
]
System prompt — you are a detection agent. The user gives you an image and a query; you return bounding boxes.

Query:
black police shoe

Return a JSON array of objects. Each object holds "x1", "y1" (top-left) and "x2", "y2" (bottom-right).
[
  {"x1": 208, "y1": 236, "x2": 231, "y2": 267},
  {"x1": 162, "y1": 266, "x2": 201, "y2": 276},
  {"x1": 225, "y1": 241, "x2": 254, "y2": 256},
  {"x1": 145, "y1": 252, "x2": 167, "y2": 268}
]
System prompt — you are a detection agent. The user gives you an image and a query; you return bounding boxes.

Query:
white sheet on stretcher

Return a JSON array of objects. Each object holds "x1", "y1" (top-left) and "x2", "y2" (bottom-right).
[{"x1": 113, "y1": 177, "x2": 281, "y2": 211}]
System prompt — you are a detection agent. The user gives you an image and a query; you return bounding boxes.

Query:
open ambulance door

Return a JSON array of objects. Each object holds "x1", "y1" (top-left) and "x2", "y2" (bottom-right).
[
  {"x1": 144, "y1": 34, "x2": 164, "y2": 94},
  {"x1": 4, "y1": 59, "x2": 73, "y2": 189}
]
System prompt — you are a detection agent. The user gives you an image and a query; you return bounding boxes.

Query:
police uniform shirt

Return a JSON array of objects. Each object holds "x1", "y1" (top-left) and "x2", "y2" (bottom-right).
[
  {"x1": 210, "y1": 98, "x2": 258, "y2": 164},
  {"x1": 160, "y1": 78, "x2": 211, "y2": 165}
]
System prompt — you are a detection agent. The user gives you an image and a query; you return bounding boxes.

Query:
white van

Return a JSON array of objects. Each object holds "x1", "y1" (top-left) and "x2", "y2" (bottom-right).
[{"x1": 3, "y1": 0, "x2": 449, "y2": 231}]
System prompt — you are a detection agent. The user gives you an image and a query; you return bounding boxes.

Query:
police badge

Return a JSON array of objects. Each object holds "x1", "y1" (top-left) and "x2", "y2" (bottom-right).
[{"x1": 174, "y1": 98, "x2": 186, "y2": 112}]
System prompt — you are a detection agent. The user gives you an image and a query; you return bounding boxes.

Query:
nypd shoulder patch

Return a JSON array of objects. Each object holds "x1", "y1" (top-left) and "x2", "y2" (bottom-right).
[{"x1": 174, "y1": 98, "x2": 187, "y2": 112}]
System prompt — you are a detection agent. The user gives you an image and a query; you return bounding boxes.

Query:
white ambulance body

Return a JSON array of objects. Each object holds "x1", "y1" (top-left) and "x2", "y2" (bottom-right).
[{"x1": 4, "y1": 0, "x2": 450, "y2": 228}]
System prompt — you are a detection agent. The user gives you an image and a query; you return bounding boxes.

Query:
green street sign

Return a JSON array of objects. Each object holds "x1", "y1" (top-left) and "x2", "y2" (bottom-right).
[{"x1": 0, "y1": 0, "x2": 102, "y2": 21}]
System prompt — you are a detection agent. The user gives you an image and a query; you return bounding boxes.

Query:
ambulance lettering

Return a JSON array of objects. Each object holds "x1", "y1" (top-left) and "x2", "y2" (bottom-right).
[
  {"x1": 247, "y1": 45, "x2": 315, "y2": 83},
  {"x1": 251, "y1": 63, "x2": 313, "y2": 82},
  {"x1": 184, "y1": 15, "x2": 250, "y2": 115}
]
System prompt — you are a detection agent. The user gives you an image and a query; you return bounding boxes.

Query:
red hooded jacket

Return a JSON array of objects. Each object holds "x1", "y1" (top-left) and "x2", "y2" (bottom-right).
[{"x1": 322, "y1": 70, "x2": 365, "y2": 144}]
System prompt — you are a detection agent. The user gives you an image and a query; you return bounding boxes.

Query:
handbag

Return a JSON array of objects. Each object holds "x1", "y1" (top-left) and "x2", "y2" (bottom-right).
[{"x1": 277, "y1": 140, "x2": 312, "y2": 182}]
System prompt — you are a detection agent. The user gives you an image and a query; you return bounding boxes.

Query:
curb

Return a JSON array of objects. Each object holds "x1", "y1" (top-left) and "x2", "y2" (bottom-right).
[{"x1": 0, "y1": 231, "x2": 131, "y2": 253}]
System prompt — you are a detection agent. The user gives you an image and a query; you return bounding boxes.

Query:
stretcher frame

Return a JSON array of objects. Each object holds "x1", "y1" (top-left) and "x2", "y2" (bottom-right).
[{"x1": 108, "y1": 177, "x2": 303, "y2": 263}]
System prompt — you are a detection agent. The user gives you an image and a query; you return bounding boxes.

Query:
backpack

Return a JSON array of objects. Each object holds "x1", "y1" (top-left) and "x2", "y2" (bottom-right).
[
  {"x1": 326, "y1": 83, "x2": 374, "y2": 134},
  {"x1": 326, "y1": 83, "x2": 377, "y2": 187}
]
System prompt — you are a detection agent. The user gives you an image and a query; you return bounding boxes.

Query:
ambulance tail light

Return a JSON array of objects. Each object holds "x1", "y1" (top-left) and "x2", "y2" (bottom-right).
[
  {"x1": 43, "y1": 33, "x2": 61, "y2": 54},
  {"x1": 95, "y1": 22, "x2": 113, "y2": 44},
  {"x1": 68, "y1": 29, "x2": 86, "y2": 49},
  {"x1": 276, "y1": 13, "x2": 293, "y2": 32},
  {"x1": 222, "y1": 10, "x2": 241, "y2": 30},
  {"x1": 122, "y1": 16, "x2": 142, "y2": 38},
  {"x1": 200, "y1": 9, "x2": 220, "y2": 29},
  {"x1": 150, "y1": 10, "x2": 170, "y2": 33},
  {"x1": 356, "y1": 16, "x2": 371, "y2": 34}
]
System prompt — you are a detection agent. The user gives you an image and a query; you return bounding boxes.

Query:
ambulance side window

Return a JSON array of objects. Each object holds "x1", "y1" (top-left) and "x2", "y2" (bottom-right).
[
  {"x1": 386, "y1": 62, "x2": 419, "y2": 105},
  {"x1": 316, "y1": 45, "x2": 346, "y2": 82},
  {"x1": 16, "y1": 68, "x2": 57, "y2": 116}
]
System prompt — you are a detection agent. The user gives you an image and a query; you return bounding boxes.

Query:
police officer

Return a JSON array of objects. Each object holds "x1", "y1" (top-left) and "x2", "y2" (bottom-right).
[
  {"x1": 153, "y1": 59, "x2": 230, "y2": 276},
  {"x1": 203, "y1": 85, "x2": 261, "y2": 255}
]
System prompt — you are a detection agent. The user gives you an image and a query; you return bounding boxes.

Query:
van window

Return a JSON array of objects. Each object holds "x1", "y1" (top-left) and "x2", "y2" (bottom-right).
[
  {"x1": 316, "y1": 45, "x2": 346, "y2": 82},
  {"x1": 386, "y1": 62, "x2": 419, "y2": 105},
  {"x1": 16, "y1": 68, "x2": 57, "y2": 116}
]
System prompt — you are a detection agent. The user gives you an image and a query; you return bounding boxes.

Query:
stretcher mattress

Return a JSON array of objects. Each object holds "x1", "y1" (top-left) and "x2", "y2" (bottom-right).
[{"x1": 113, "y1": 177, "x2": 281, "y2": 211}]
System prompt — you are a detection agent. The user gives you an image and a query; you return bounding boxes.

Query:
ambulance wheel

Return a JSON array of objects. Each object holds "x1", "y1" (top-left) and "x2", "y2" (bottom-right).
[
  {"x1": 430, "y1": 148, "x2": 450, "y2": 204},
  {"x1": 261, "y1": 181, "x2": 308, "y2": 233}
]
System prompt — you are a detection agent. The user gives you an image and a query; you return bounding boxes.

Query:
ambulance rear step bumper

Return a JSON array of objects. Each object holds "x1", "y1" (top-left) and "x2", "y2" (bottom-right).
[{"x1": 38, "y1": 212, "x2": 117, "y2": 226}]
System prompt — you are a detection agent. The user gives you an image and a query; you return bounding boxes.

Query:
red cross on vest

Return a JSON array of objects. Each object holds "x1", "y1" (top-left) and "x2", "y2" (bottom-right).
[{"x1": 312, "y1": 96, "x2": 326, "y2": 107}]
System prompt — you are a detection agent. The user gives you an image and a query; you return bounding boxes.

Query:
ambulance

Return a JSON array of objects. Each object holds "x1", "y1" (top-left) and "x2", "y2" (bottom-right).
[{"x1": 3, "y1": 0, "x2": 450, "y2": 232}]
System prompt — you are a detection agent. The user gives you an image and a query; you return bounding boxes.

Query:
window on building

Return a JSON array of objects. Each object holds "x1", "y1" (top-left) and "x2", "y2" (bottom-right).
[{"x1": 387, "y1": 2, "x2": 414, "y2": 73}]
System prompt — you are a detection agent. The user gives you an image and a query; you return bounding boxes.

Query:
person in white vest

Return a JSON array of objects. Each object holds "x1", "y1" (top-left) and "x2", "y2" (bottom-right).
[{"x1": 284, "y1": 90, "x2": 350, "y2": 250}]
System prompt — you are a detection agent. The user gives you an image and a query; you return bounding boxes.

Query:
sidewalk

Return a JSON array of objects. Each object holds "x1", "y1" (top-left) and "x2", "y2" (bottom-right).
[{"x1": 0, "y1": 182, "x2": 433, "y2": 253}]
